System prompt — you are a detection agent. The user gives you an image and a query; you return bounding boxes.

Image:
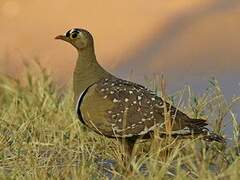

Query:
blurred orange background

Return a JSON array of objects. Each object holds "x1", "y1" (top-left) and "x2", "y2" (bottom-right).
[{"x1": 0, "y1": 0, "x2": 240, "y2": 93}]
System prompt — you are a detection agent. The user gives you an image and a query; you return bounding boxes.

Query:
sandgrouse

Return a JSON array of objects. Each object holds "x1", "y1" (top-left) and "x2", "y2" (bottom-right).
[{"x1": 55, "y1": 28, "x2": 224, "y2": 158}]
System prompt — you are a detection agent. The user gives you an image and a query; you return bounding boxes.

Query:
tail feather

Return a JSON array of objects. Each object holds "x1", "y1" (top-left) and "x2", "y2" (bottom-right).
[
  {"x1": 183, "y1": 118, "x2": 208, "y2": 135},
  {"x1": 186, "y1": 118, "x2": 208, "y2": 128},
  {"x1": 159, "y1": 128, "x2": 225, "y2": 143},
  {"x1": 158, "y1": 118, "x2": 225, "y2": 143},
  {"x1": 186, "y1": 119, "x2": 225, "y2": 143},
  {"x1": 201, "y1": 129, "x2": 225, "y2": 143}
]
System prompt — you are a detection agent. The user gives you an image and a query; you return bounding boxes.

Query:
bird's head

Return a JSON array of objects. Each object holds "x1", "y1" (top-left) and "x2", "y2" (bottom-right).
[{"x1": 55, "y1": 28, "x2": 94, "y2": 50}]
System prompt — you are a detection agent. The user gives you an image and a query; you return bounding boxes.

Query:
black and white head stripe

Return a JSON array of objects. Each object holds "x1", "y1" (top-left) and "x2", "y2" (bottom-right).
[{"x1": 65, "y1": 28, "x2": 81, "y2": 38}]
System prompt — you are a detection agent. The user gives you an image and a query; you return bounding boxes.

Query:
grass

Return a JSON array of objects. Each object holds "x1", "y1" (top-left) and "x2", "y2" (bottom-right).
[{"x1": 0, "y1": 61, "x2": 239, "y2": 179}]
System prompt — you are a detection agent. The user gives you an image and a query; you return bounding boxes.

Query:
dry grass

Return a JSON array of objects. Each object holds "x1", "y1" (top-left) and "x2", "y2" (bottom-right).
[{"x1": 0, "y1": 61, "x2": 239, "y2": 179}]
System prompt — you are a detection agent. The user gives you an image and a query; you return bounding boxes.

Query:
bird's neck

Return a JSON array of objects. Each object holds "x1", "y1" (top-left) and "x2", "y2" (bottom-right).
[{"x1": 73, "y1": 47, "x2": 111, "y2": 104}]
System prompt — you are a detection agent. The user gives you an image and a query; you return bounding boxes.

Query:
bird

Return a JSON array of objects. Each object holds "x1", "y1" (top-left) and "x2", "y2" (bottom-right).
[{"x1": 55, "y1": 28, "x2": 224, "y2": 164}]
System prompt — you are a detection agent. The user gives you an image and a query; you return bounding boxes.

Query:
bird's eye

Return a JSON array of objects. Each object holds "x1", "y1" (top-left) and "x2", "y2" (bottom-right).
[{"x1": 71, "y1": 33, "x2": 78, "y2": 39}]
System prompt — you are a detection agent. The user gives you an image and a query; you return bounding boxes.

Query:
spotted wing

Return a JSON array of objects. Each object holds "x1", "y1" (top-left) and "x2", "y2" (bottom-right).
[{"x1": 79, "y1": 77, "x2": 207, "y2": 138}]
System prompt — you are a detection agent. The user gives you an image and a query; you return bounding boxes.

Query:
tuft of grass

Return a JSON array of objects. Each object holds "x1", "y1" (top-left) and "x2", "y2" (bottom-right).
[{"x1": 0, "y1": 62, "x2": 239, "y2": 179}]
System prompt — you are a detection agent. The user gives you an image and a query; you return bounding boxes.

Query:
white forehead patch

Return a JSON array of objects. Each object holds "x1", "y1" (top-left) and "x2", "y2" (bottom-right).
[{"x1": 70, "y1": 28, "x2": 79, "y2": 34}]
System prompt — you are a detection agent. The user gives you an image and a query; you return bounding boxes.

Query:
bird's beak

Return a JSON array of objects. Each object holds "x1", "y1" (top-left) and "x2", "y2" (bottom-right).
[{"x1": 54, "y1": 35, "x2": 69, "y2": 42}]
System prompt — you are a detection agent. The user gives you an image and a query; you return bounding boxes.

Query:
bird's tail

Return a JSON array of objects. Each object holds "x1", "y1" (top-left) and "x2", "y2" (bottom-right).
[
  {"x1": 200, "y1": 128, "x2": 225, "y2": 143},
  {"x1": 158, "y1": 118, "x2": 225, "y2": 143},
  {"x1": 186, "y1": 118, "x2": 225, "y2": 143},
  {"x1": 158, "y1": 129, "x2": 225, "y2": 143}
]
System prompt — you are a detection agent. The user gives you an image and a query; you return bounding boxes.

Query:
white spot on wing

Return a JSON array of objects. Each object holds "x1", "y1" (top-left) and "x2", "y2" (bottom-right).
[{"x1": 113, "y1": 98, "x2": 119, "y2": 103}]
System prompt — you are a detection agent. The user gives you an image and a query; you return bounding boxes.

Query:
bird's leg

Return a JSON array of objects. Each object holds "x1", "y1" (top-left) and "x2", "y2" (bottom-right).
[{"x1": 120, "y1": 138, "x2": 136, "y2": 172}]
